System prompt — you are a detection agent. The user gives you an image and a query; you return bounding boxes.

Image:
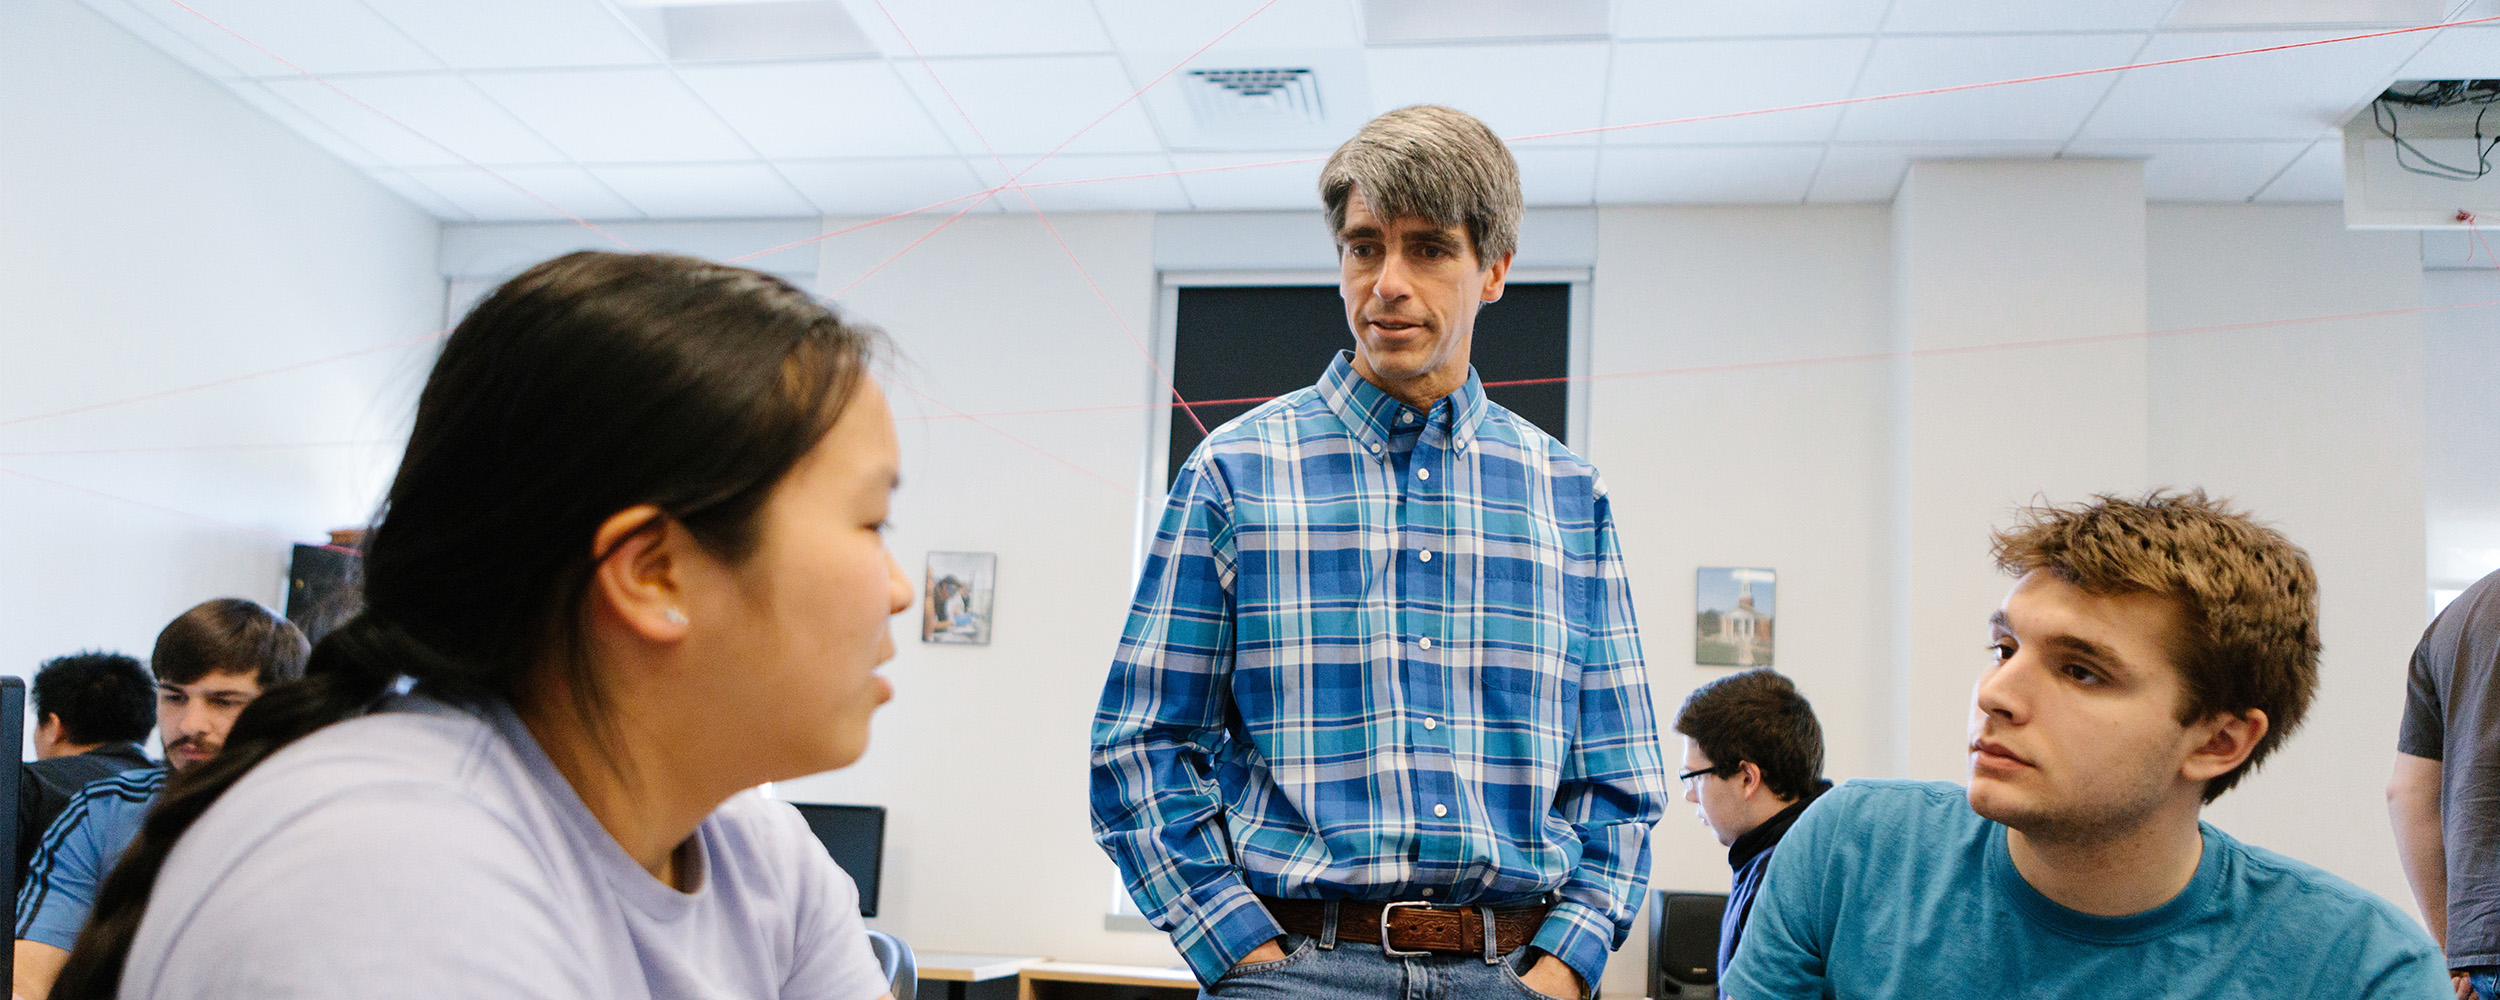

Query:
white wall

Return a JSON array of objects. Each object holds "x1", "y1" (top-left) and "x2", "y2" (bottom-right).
[
  {"x1": 2424, "y1": 264, "x2": 2500, "y2": 603},
  {"x1": 780, "y1": 212, "x2": 1184, "y2": 967},
  {"x1": 0, "y1": 3, "x2": 441, "y2": 701}
]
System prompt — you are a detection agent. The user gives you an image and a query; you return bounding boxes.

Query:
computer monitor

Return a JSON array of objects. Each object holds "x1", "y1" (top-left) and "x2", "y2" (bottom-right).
[{"x1": 792, "y1": 803, "x2": 885, "y2": 917}]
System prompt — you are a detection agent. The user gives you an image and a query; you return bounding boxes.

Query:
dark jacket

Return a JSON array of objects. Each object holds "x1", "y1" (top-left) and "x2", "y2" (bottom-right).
[
  {"x1": 17, "y1": 741, "x2": 154, "y2": 882},
  {"x1": 1719, "y1": 778, "x2": 1832, "y2": 985}
]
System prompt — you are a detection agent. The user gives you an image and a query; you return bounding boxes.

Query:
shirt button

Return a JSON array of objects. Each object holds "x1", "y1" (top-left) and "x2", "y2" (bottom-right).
[
  {"x1": 1422, "y1": 888, "x2": 1436, "y2": 897},
  {"x1": 1416, "y1": 467, "x2": 1430, "y2": 481},
  {"x1": 1433, "y1": 804, "x2": 1448, "y2": 817},
  {"x1": 1399, "y1": 412, "x2": 1415, "y2": 424},
  {"x1": 1418, "y1": 549, "x2": 1433, "y2": 562},
  {"x1": 1418, "y1": 637, "x2": 1432, "y2": 650},
  {"x1": 1424, "y1": 718, "x2": 1439, "y2": 730}
]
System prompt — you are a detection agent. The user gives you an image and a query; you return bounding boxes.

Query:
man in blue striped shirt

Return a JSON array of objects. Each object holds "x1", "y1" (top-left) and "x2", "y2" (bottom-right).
[
  {"x1": 13, "y1": 598, "x2": 304, "y2": 1000},
  {"x1": 1090, "y1": 105, "x2": 1669, "y2": 1000}
]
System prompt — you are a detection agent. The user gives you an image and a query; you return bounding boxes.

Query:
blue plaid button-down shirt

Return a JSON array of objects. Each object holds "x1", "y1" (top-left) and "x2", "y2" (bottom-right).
[{"x1": 1090, "y1": 352, "x2": 1669, "y2": 987}]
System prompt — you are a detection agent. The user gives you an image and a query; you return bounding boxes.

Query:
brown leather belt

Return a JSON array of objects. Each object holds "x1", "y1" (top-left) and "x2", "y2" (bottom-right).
[{"x1": 1260, "y1": 896, "x2": 1549, "y2": 956}]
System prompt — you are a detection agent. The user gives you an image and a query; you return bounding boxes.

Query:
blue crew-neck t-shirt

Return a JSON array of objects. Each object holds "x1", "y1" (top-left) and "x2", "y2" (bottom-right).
[{"x1": 1723, "y1": 779, "x2": 2448, "y2": 999}]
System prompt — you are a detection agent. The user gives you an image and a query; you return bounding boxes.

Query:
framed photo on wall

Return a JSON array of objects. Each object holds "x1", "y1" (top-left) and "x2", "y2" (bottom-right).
[
  {"x1": 1696, "y1": 567, "x2": 1775, "y2": 667},
  {"x1": 921, "y1": 551, "x2": 997, "y2": 646}
]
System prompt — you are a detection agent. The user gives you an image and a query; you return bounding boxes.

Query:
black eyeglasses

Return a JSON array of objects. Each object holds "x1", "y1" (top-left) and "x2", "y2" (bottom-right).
[{"x1": 1678, "y1": 765, "x2": 1733, "y2": 782}]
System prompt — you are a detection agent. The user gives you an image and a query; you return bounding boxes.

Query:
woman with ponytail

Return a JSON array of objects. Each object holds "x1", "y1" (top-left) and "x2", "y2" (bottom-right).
[{"x1": 54, "y1": 251, "x2": 911, "y2": 1000}]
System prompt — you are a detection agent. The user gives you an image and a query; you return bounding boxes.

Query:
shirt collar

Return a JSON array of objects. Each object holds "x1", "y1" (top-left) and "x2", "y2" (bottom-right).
[
  {"x1": 1314, "y1": 350, "x2": 1489, "y2": 453},
  {"x1": 1728, "y1": 778, "x2": 1831, "y2": 869}
]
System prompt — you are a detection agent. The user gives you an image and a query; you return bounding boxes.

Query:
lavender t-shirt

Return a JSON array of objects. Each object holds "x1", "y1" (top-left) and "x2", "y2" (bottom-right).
[{"x1": 118, "y1": 694, "x2": 888, "y2": 1000}]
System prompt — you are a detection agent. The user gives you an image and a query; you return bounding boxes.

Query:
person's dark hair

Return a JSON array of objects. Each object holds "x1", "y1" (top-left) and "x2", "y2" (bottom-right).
[
  {"x1": 1673, "y1": 668, "x2": 1824, "y2": 801},
  {"x1": 150, "y1": 598, "x2": 309, "y2": 689},
  {"x1": 1991, "y1": 489, "x2": 2318, "y2": 803},
  {"x1": 31, "y1": 651, "x2": 154, "y2": 747},
  {"x1": 55, "y1": 252, "x2": 881, "y2": 999}
]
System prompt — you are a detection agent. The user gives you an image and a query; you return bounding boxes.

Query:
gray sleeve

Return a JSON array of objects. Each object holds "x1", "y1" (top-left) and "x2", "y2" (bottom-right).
[
  {"x1": 125, "y1": 785, "x2": 599, "y2": 1000},
  {"x1": 2398, "y1": 623, "x2": 2445, "y2": 760},
  {"x1": 767, "y1": 802, "x2": 888, "y2": 1000}
]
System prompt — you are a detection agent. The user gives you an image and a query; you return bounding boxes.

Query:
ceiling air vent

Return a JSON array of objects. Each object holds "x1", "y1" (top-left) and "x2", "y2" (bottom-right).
[{"x1": 1184, "y1": 68, "x2": 1325, "y2": 130}]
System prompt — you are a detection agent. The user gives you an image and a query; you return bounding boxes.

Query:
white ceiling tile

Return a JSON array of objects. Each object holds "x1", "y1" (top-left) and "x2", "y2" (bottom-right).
[
  {"x1": 1091, "y1": 0, "x2": 1362, "y2": 51},
  {"x1": 1169, "y1": 151, "x2": 1331, "y2": 210},
  {"x1": 779, "y1": 157, "x2": 991, "y2": 215},
  {"x1": 361, "y1": 0, "x2": 660, "y2": 70},
  {"x1": 401, "y1": 165, "x2": 644, "y2": 221},
  {"x1": 1365, "y1": 43, "x2": 1610, "y2": 141},
  {"x1": 892, "y1": 56, "x2": 1169, "y2": 156},
  {"x1": 2076, "y1": 30, "x2": 2425, "y2": 141},
  {"x1": 1513, "y1": 146, "x2": 1599, "y2": 205},
  {"x1": 2165, "y1": 0, "x2": 2447, "y2": 28},
  {"x1": 1836, "y1": 34, "x2": 2148, "y2": 143},
  {"x1": 144, "y1": 0, "x2": 443, "y2": 77},
  {"x1": 471, "y1": 69, "x2": 757, "y2": 162},
  {"x1": 1614, "y1": 0, "x2": 1888, "y2": 39},
  {"x1": 1607, "y1": 38, "x2": 1872, "y2": 146},
  {"x1": 225, "y1": 80, "x2": 388, "y2": 167},
  {"x1": 591, "y1": 163, "x2": 819, "y2": 218},
  {"x1": 262, "y1": 73, "x2": 567, "y2": 168},
  {"x1": 2063, "y1": 140, "x2": 2318, "y2": 199},
  {"x1": 367, "y1": 169, "x2": 477, "y2": 220},
  {"x1": 677, "y1": 62, "x2": 958, "y2": 159},
  {"x1": 2401, "y1": 25, "x2": 2500, "y2": 77},
  {"x1": 980, "y1": 154, "x2": 1193, "y2": 211},
  {"x1": 2252, "y1": 138, "x2": 2347, "y2": 200},
  {"x1": 1883, "y1": 0, "x2": 2179, "y2": 34},
  {"x1": 1595, "y1": 145, "x2": 1823, "y2": 203},
  {"x1": 1806, "y1": 142, "x2": 2063, "y2": 201},
  {"x1": 837, "y1": 0, "x2": 1112, "y2": 57},
  {"x1": 75, "y1": 0, "x2": 248, "y2": 79}
]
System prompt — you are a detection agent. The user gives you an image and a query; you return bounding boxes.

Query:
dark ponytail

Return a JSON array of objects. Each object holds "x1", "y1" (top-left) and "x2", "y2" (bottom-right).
[{"x1": 54, "y1": 252, "x2": 878, "y2": 998}]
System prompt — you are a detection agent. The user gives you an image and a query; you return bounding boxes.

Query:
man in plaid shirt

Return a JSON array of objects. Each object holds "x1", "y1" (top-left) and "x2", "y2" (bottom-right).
[{"x1": 1089, "y1": 105, "x2": 1669, "y2": 1000}]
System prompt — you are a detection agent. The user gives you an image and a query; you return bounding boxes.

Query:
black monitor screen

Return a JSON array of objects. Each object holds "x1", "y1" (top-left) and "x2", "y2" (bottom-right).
[{"x1": 792, "y1": 803, "x2": 884, "y2": 917}]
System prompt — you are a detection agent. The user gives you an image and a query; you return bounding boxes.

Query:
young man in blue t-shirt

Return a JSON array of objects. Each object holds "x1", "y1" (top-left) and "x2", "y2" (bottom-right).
[{"x1": 1725, "y1": 491, "x2": 2447, "y2": 999}]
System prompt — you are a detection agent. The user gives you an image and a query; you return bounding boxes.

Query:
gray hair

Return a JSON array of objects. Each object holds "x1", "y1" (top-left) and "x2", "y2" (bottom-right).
[{"x1": 1319, "y1": 104, "x2": 1522, "y2": 263}]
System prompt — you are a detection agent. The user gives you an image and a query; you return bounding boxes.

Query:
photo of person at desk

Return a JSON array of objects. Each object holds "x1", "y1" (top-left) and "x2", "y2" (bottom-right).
[
  {"x1": 1090, "y1": 104, "x2": 1670, "y2": 1000},
  {"x1": 1723, "y1": 491, "x2": 2449, "y2": 999}
]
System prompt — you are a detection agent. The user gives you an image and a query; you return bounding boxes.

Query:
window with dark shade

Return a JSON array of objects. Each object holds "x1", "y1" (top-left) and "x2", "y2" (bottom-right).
[{"x1": 1164, "y1": 283, "x2": 1572, "y2": 490}]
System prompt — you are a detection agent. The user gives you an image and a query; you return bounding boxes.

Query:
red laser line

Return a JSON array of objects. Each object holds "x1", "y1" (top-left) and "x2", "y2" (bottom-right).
[
  {"x1": 893, "y1": 384, "x2": 1136, "y2": 497},
  {"x1": 821, "y1": 0, "x2": 1282, "y2": 302},
  {"x1": 0, "y1": 464, "x2": 302, "y2": 545},
  {"x1": 723, "y1": 188, "x2": 996, "y2": 265},
  {"x1": 938, "y1": 13, "x2": 2500, "y2": 199},
  {"x1": 870, "y1": 0, "x2": 1210, "y2": 437},
  {"x1": 892, "y1": 297, "x2": 2500, "y2": 423},
  {"x1": 0, "y1": 328, "x2": 448, "y2": 430},
  {"x1": 0, "y1": 440, "x2": 391, "y2": 458},
  {"x1": 157, "y1": 0, "x2": 638, "y2": 252}
]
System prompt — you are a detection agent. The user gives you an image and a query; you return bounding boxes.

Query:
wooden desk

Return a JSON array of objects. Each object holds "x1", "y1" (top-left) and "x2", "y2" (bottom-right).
[
  {"x1": 1016, "y1": 961, "x2": 1198, "y2": 1000},
  {"x1": 915, "y1": 953, "x2": 1045, "y2": 1000}
]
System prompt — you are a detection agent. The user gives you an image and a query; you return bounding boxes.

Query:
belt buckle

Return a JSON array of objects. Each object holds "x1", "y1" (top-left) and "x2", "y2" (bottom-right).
[{"x1": 1378, "y1": 900, "x2": 1433, "y2": 958}]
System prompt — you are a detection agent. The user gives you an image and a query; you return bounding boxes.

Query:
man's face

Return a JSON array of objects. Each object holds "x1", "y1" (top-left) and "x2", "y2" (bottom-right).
[
  {"x1": 1680, "y1": 737, "x2": 1753, "y2": 848},
  {"x1": 1335, "y1": 187, "x2": 1510, "y2": 398},
  {"x1": 159, "y1": 669, "x2": 264, "y2": 771},
  {"x1": 1967, "y1": 571, "x2": 2214, "y2": 838}
]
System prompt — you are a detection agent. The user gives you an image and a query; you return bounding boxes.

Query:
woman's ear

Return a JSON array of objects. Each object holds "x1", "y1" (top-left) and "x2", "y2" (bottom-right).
[{"x1": 587, "y1": 505, "x2": 691, "y2": 643}]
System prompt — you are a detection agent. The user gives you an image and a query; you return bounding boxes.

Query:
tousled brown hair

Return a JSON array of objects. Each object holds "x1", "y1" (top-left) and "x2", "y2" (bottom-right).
[
  {"x1": 1320, "y1": 104, "x2": 1521, "y2": 263},
  {"x1": 1991, "y1": 489, "x2": 2318, "y2": 802}
]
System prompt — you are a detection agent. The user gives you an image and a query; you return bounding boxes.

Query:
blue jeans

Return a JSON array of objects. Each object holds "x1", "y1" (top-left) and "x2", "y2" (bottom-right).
[
  {"x1": 1200, "y1": 933, "x2": 1574, "y2": 1000},
  {"x1": 2471, "y1": 967, "x2": 2499, "y2": 1000}
]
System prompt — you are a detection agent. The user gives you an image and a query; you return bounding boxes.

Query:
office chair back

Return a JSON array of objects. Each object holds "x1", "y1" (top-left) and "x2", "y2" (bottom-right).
[{"x1": 866, "y1": 929, "x2": 916, "y2": 1000}]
